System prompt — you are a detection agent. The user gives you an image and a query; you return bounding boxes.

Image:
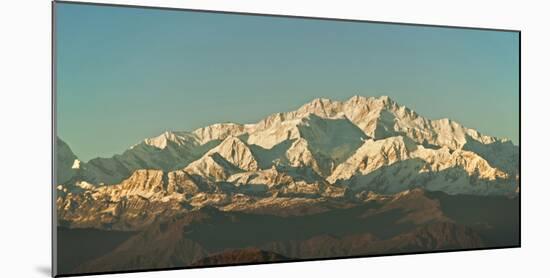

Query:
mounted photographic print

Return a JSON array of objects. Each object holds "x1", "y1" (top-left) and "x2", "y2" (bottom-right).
[{"x1": 53, "y1": 1, "x2": 520, "y2": 277}]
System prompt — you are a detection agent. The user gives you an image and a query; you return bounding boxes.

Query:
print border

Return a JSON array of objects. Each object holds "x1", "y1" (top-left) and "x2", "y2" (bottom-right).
[{"x1": 51, "y1": 1, "x2": 521, "y2": 277}]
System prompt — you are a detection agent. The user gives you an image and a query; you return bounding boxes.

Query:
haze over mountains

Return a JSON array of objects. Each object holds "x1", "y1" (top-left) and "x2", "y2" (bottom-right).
[{"x1": 55, "y1": 95, "x2": 519, "y2": 274}]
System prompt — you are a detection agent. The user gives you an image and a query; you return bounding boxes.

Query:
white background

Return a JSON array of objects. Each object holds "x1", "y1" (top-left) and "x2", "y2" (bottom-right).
[{"x1": 0, "y1": 0, "x2": 548, "y2": 277}]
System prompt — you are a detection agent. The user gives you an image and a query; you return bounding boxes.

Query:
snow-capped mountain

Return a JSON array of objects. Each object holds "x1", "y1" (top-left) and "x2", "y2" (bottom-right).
[
  {"x1": 56, "y1": 137, "x2": 79, "y2": 185},
  {"x1": 64, "y1": 131, "x2": 217, "y2": 185},
  {"x1": 56, "y1": 95, "x2": 518, "y2": 229}
]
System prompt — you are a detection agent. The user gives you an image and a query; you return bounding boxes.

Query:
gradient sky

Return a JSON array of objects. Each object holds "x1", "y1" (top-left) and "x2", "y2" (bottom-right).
[{"x1": 55, "y1": 2, "x2": 519, "y2": 162}]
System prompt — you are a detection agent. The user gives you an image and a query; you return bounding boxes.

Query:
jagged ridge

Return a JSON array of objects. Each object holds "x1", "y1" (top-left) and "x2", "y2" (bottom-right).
[{"x1": 56, "y1": 95, "x2": 519, "y2": 230}]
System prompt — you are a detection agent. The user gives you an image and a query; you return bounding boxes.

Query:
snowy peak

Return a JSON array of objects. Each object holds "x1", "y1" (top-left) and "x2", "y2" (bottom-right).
[
  {"x1": 143, "y1": 131, "x2": 198, "y2": 149},
  {"x1": 56, "y1": 137, "x2": 79, "y2": 185},
  {"x1": 297, "y1": 97, "x2": 343, "y2": 118},
  {"x1": 328, "y1": 136, "x2": 417, "y2": 183},
  {"x1": 412, "y1": 147, "x2": 508, "y2": 180},
  {"x1": 184, "y1": 153, "x2": 239, "y2": 182},
  {"x1": 297, "y1": 95, "x2": 395, "y2": 118},
  {"x1": 344, "y1": 95, "x2": 396, "y2": 109},
  {"x1": 428, "y1": 119, "x2": 496, "y2": 150},
  {"x1": 288, "y1": 95, "x2": 504, "y2": 151},
  {"x1": 209, "y1": 136, "x2": 259, "y2": 172},
  {"x1": 193, "y1": 123, "x2": 247, "y2": 144},
  {"x1": 285, "y1": 137, "x2": 323, "y2": 175},
  {"x1": 247, "y1": 117, "x2": 302, "y2": 149},
  {"x1": 184, "y1": 136, "x2": 258, "y2": 181},
  {"x1": 282, "y1": 95, "x2": 406, "y2": 140}
]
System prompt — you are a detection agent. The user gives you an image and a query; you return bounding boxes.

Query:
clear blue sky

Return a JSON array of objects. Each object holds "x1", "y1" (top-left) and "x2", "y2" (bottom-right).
[{"x1": 55, "y1": 2, "x2": 519, "y2": 162}]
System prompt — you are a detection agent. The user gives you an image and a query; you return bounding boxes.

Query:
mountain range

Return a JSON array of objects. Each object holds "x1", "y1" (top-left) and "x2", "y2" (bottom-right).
[{"x1": 55, "y1": 95, "x2": 519, "y2": 274}]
